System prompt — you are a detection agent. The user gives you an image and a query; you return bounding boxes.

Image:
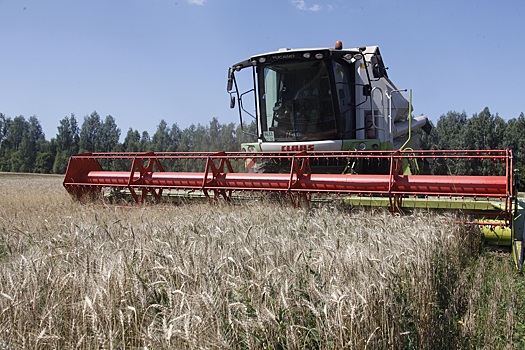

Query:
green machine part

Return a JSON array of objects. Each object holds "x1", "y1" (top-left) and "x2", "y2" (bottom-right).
[{"x1": 509, "y1": 199, "x2": 525, "y2": 269}]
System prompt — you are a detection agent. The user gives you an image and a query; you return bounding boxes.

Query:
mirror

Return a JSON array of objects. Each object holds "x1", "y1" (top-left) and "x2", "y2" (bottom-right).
[
  {"x1": 227, "y1": 67, "x2": 234, "y2": 92},
  {"x1": 363, "y1": 84, "x2": 372, "y2": 96},
  {"x1": 230, "y1": 94, "x2": 236, "y2": 109}
]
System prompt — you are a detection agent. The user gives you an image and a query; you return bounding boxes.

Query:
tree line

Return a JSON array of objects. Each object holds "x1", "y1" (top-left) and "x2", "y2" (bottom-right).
[
  {"x1": 421, "y1": 107, "x2": 525, "y2": 177},
  {"x1": 0, "y1": 107, "x2": 524, "y2": 175},
  {"x1": 0, "y1": 111, "x2": 256, "y2": 174}
]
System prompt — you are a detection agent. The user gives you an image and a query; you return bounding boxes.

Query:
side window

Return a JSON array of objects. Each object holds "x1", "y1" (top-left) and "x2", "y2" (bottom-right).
[
  {"x1": 371, "y1": 54, "x2": 388, "y2": 79},
  {"x1": 333, "y1": 61, "x2": 354, "y2": 138},
  {"x1": 263, "y1": 68, "x2": 279, "y2": 132}
]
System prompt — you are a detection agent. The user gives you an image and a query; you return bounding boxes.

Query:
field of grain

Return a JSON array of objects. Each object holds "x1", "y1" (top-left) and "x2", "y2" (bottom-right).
[{"x1": 0, "y1": 173, "x2": 523, "y2": 349}]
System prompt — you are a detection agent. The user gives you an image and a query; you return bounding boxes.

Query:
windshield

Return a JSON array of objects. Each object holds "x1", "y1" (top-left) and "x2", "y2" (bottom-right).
[{"x1": 259, "y1": 60, "x2": 337, "y2": 142}]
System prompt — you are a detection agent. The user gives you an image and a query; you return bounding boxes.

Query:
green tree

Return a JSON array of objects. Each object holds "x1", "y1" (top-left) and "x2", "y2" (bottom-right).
[
  {"x1": 207, "y1": 118, "x2": 238, "y2": 152},
  {"x1": 178, "y1": 125, "x2": 195, "y2": 152},
  {"x1": 503, "y1": 112, "x2": 525, "y2": 179},
  {"x1": 192, "y1": 124, "x2": 208, "y2": 151},
  {"x1": 35, "y1": 139, "x2": 56, "y2": 174},
  {"x1": 53, "y1": 114, "x2": 80, "y2": 174},
  {"x1": 26, "y1": 116, "x2": 47, "y2": 171},
  {"x1": 140, "y1": 131, "x2": 150, "y2": 152},
  {"x1": 79, "y1": 111, "x2": 102, "y2": 152},
  {"x1": 208, "y1": 118, "x2": 220, "y2": 150},
  {"x1": 168, "y1": 123, "x2": 181, "y2": 152},
  {"x1": 464, "y1": 107, "x2": 504, "y2": 150},
  {"x1": 52, "y1": 150, "x2": 70, "y2": 174},
  {"x1": 6, "y1": 116, "x2": 27, "y2": 151},
  {"x1": 149, "y1": 119, "x2": 171, "y2": 152},
  {"x1": 463, "y1": 108, "x2": 506, "y2": 175},
  {"x1": 123, "y1": 128, "x2": 142, "y2": 152},
  {"x1": 99, "y1": 115, "x2": 121, "y2": 152},
  {"x1": 0, "y1": 114, "x2": 9, "y2": 145},
  {"x1": 236, "y1": 119, "x2": 257, "y2": 148},
  {"x1": 5, "y1": 115, "x2": 43, "y2": 172},
  {"x1": 56, "y1": 114, "x2": 79, "y2": 155},
  {"x1": 421, "y1": 111, "x2": 469, "y2": 175},
  {"x1": 0, "y1": 114, "x2": 13, "y2": 171},
  {"x1": 434, "y1": 111, "x2": 469, "y2": 150},
  {"x1": 219, "y1": 122, "x2": 238, "y2": 151}
]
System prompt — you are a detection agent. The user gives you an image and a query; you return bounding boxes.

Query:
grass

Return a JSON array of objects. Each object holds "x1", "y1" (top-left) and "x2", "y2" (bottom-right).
[{"x1": 0, "y1": 174, "x2": 523, "y2": 349}]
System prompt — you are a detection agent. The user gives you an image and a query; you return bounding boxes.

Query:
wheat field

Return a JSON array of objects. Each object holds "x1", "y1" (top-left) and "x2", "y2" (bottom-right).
[{"x1": 0, "y1": 173, "x2": 522, "y2": 349}]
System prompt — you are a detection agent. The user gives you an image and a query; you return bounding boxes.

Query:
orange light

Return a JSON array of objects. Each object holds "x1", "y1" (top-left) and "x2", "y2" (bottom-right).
[{"x1": 335, "y1": 40, "x2": 343, "y2": 50}]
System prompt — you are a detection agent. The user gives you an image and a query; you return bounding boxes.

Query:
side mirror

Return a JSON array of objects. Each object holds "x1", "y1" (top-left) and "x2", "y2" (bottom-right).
[
  {"x1": 229, "y1": 94, "x2": 236, "y2": 109},
  {"x1": 363, "y1": 84, "x2": 372, "y2": 96},
  {"x1": 227, "y1": 67, "x2": 234, "y2": 92}
]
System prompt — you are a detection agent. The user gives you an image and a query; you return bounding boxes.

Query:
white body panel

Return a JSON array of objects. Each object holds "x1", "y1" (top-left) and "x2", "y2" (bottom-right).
[
  {"x1": 260, "y1": 140, "x2": 343, "y2": 152},
  {"x1": 393, "y1": 115, "x2": 428, "y2": 139}
]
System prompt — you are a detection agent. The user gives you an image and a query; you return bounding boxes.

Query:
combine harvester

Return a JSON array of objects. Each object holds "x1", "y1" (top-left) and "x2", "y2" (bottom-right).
[{"x1": 63, "y1": 41, "x2": 525, "y2": 269}]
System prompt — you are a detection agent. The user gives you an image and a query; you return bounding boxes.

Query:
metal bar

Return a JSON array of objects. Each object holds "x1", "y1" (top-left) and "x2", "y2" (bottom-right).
[
  {"x1": 63, "y1": 150, "x2": 513, "y2": 207},
  {"x1": 65, "y1": 171, "x2": 509, "y2": 200}
]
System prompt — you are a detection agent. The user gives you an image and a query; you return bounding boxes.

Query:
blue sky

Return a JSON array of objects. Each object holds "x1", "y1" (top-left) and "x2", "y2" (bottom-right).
[{"x1": 1, "y1": 0, "x2": 524, "y2": 140}]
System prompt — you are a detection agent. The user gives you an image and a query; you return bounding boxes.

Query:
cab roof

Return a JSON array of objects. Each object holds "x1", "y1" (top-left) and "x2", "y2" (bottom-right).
[{"x1": 230, "y1": 45, "x2": 382, "y2": 71}]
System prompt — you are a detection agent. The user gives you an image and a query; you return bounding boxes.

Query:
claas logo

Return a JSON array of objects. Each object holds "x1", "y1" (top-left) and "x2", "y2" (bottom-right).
[{"x1": 281, "y1": 144, "x2": 315, "y2": 152}]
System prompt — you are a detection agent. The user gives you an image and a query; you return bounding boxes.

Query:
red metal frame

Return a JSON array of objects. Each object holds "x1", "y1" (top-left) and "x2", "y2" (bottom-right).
[{"x1": 63, "y1": 149, "x2": 514, "y2": 217}]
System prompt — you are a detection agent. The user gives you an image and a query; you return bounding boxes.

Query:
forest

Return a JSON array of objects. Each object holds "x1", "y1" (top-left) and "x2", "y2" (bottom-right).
[
  {"x1": 0, "y1": 107, "x2": 524, "y2": 175},
  {"x1": 0, "y1": 111, "x2": 257, "y2": 174}
]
